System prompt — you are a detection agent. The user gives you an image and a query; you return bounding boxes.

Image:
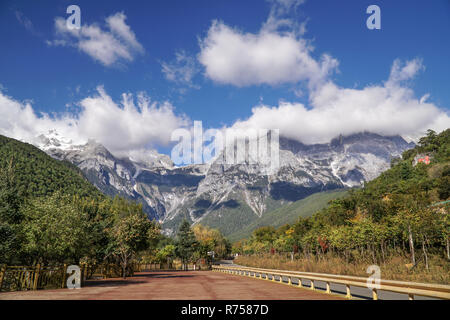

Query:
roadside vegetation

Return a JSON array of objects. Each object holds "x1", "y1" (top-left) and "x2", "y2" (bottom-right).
[{"x1": 233, "y1": 129, "x2": 450, "y2": 284}]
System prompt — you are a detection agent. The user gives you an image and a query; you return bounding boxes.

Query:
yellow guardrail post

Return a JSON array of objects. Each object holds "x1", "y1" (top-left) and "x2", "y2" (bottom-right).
[
  {"x1": 346, "y1": 285, "x2": 352, "y2": 299},
  {"x1": 326, "y1": 282, "x2": 331, "y2": 294},
  {"x1": 372, "y1": 288, "x2": 378, "y2": 300}
]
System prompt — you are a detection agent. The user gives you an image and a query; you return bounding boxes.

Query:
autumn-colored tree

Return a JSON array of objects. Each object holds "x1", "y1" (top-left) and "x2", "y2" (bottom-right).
[{"x1": 109, "y1": 212, "x2": 160, "y2": 278}]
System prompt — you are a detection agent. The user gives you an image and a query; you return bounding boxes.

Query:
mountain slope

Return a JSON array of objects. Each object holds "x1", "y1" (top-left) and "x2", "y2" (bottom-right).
[
  {"x1": 226, "y1": 189, "x2": 348, "y2": 242},
  {"x1": 0, "y1": 135, "x2": 103, "y2": 199}
]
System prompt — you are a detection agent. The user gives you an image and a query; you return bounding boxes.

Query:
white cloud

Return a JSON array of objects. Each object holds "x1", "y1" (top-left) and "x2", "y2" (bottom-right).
[
  {"x1": 386, "y1": 58, "x2": 424, "y2": 87},
  {"x1": 198, "y1": 20, "x2": 337, "y2": 87},
  {"x1": 76, "y1": 87, "x2": 189, "y2": 152},
  {"x1": 161, "y1": 51, "x2": 200, "y2": 90},
  {"x1": 197, "y1": 0, "x2": 334, "y2": 88},
  {"x1": 262, "y1": 0, "x2": 306, "y2": 34},
  {"x1": 48, "y1": 12, "x2": 144, "y2": 67},
  {"x1": 0, "y1": 87, "x2": 189, "y2": 156},
  {"x1": 105, "y1": 12, "x2": 143, "y2": 53},
  {"x1": 231, "y1": 59, "x2": 450, "y2": 144}
]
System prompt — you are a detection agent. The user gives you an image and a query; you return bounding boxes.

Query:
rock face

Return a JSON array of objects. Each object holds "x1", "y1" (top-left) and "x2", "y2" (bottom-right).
[{"x1": 34, "y1": 130, "x2": 414, "y2": 236}]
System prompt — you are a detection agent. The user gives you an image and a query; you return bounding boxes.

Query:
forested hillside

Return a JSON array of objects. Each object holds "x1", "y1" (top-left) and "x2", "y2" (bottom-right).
[
  {"x1": 0, "y1": 135, "x2": 159, "y2": 270},
  {"x1": 0, "y1": 135, "x2": 102, "y2": 199},
  {"x1": 234, "y1": 129, "x2": 449, "y2": 283},
  {"x1": 227, "y1": 189, "x2": 348, "y2": 242}
]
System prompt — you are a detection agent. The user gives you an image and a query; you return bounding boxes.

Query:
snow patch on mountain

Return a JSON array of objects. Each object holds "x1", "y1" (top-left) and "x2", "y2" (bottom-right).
[{"x1": 33, "y1": 130, "x2": 414, "y2": 227}]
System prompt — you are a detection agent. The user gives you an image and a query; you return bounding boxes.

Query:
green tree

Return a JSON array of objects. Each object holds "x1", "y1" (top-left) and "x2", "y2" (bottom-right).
[
  {"x1": 155, "y1": 244, "x2": 176, "y2": 266},
  {"x1": 418, "y1": 129, "x2": 438, "y2": 153},
  {"x1": 175, "y1": 220, "x2": 198, "y2": 270},
  {"x1": 192, "y1": 224, "x2": 230, "y2": 261},
  {"x1": 0, "y1": 158, "x2": 23, "y2": 264},
  {"x1": 437, "y1": 165, "x2": 450, "y2": 200},
  {"x1": 21, "y1": 192, "x2": 91, "y2": 264},
  {"x1": 253, "y1": 226, "x2": 276, "y2": 244},
  {"x1": 109, "y1": 212, "x2": 159, "y2": 278}
]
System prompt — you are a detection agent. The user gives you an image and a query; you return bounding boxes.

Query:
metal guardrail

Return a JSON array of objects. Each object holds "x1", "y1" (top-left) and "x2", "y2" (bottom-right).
[{"x1": 212, "y1": 265, "x2": 450, "y2": 300}]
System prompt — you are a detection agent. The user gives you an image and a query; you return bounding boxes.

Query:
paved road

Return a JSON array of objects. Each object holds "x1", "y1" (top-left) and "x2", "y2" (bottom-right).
[
  {"x1": 0, "y1": 271, "x2": 344, "y2": 300},
  {"x1": 217, "y1": 260, "x2": 437, "y2": 300}
]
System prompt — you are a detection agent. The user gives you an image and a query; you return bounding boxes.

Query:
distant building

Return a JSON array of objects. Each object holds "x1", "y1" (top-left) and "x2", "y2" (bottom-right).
[{"x1": 413, "y1": 154, "x2": 431, "y2": 166}]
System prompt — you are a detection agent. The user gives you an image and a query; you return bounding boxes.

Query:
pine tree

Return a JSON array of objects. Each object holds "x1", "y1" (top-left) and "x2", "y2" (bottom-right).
[{"x1": 176, "y1": 220, "x2": 198, "y2": 270}]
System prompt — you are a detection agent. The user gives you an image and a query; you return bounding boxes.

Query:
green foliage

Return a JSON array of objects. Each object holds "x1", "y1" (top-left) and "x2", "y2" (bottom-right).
[
  {"x1": 0, "y1": 158, "x2": 23, "y2": 264},
  {"x1": 155, "y1": 244, "x2": 176, "y2": 264},
  {"x1": 437, "y1": 165, "x2": 450, "y2": 200},
  {"x1": 108, "y1": 209, "x2": 160, "y2": 277},
  {"x1": 21, "y1": 192, "x2": 92, "y2": 264},
  {"x1": 175, "y1": 220, "x2": 198, "y2": 267},
  {"x1": 192, "y1": 224, "x2": 231, "y2": 261},
  {"x1": 0, "y1": 135, "x2": 103, "y2": 199},
  {"x1": 0, "y1": 135, "x2": 161, "y2": 268},
  {"x1": 253, "y1": 226, "x2": 277, "y2": 244}
]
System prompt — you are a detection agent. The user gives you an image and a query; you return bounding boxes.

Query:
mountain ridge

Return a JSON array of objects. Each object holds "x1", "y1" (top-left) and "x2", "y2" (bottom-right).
[{"x1": 30, "y1": 130, "x2": 414, "y2": 236}]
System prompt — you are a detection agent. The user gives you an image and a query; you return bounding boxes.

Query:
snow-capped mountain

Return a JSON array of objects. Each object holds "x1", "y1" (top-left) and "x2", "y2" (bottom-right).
[{"x1": 33, "y1": 130, "x2": 414, "y2": 236}]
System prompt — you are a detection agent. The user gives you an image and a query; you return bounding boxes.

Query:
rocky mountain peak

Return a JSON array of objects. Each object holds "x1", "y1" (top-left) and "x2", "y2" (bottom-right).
[{"x1": 33, "y1": 130, "x2": 415, "y2": 236}]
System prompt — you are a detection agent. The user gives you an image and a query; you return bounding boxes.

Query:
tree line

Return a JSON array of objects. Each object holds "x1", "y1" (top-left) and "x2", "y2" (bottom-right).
[{"x1": 0, "y1": 169, "x2": 231, "y2": 275}]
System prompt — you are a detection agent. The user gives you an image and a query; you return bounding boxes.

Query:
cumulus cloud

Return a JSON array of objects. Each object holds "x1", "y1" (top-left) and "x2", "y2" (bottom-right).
[
  {"x1": 47, "y1": 12, "x2": 144, "y2": 66},
  {"x1": 386, "y1": 58, "x2": 424, "y2": 87},
  {"x1": 198, "y1": 21, "x2": 337, "y2": 87},
  {"x1": 0, "y1": 87, "x2": 189, "y2": 157},
  {"x1": 231, "y1": 59, "x2": 450, "y2": 144},
  {"x1": 202, "y1": 2, "x2": 448, "y2": 143},
  {"x1": 197, "y1": 0, "x2": 335, "y2": 88}
]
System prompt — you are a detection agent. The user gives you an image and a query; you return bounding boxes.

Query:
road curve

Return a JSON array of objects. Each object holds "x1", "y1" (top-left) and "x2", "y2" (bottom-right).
[
  {"x1": 0, "y1": 271, "x2": 344, "y2": 300},
  {"x1": 216, "y1": 261, "x2": 439, "y2": 300}
]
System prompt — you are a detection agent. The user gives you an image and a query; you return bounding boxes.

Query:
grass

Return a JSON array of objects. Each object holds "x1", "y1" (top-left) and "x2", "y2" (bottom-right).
[{"x1": 235, "y1": 253, "x2": 450, "y2": 284}]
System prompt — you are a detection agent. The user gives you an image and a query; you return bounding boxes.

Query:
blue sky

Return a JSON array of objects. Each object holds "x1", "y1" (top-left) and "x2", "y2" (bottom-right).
[{"x1": 0, "y1": 0, "x2": 449, "y2": 157}]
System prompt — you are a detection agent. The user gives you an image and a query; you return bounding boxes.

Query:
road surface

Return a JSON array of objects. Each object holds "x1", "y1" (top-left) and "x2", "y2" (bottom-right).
[
  {"x1": 217, "y1": 260, "x2": 437, "y2": 300},
  {"x1": 0, "y1": 270, "x2": 344, "y2": 300}
]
